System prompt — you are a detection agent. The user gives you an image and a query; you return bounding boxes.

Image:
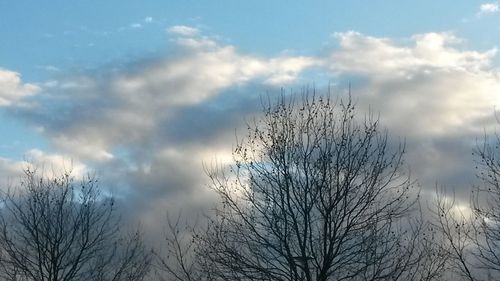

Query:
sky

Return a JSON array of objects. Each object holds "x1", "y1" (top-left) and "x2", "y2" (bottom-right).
[{"x1": 2, "y1": 1, "x2": 500, "y2": 228}]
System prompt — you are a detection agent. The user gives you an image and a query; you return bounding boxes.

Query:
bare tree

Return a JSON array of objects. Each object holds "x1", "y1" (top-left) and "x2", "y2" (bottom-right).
[
  {"x1": 89, "y1": 229, "x2": 152, "y2": 281},
  {"x1": 430, "y1": 188, "x2": 475, "y2": 281},
  {"x1": 155, "y1": 212, "x2": 215, "y2": 281},
  {"x1": 190, "y1": 93, "x2": 443, "y2": 281},
  {"x1": 468, "y1": 135, "x2": 500, "y2": 280},
  {"x1": 0, "y1": 168, "x2": 152, "y2": 281},
  {"x1": 427, "y1": 133, "x2": 500, "y2": 281}
]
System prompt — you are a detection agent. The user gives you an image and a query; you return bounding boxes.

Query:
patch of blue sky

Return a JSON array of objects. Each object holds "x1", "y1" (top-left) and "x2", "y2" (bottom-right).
[
  {"x1": 2, "y1": 1, "x2": 493, "y2": 81},
  {"x1": 0, "y1": 110, "x2": 48, "y2": 159}
]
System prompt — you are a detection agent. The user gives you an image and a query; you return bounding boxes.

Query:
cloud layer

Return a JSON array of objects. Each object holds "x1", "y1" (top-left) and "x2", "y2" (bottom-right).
[
  {"x1": 329, "y1": 31, "x2": 500, "y2": 136},
  {"x1": 2, "y1": 27, "x2": 500, "y2": 228},
  {"x1": 325, "y1": 31, "x2": 500, "y2": 194}
]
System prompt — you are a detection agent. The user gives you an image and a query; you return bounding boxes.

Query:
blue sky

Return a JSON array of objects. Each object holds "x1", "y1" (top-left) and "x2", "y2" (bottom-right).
[
  {"x1": 2, "y1": 1, "x2": 496, "y2": 78},
  {"x1": 2, "y1": 1, "x2": 500, "y2": 224}
]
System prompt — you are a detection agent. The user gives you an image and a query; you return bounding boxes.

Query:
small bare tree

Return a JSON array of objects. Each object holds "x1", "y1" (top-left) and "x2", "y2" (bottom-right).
[
  {"x1": 191, "y1": 93, "x2": 444, "y2": 281},
  {"x1": 0, "y1": 168, "x2": 152, "y2": 281},
  {"x1": 468, "y1": 135, "x2": 500, "y2": 279},
  {"x1": 428, "y1": 133, "x2": 500, "y2": 281},
  {"x1": 430, "y1": 188, "x2": 475, "y2": 281},
  {"x1": 155, "y1": 212, "x2": 215, "y2": 281},
  {"x1": 89, "y1": 229, "x2": 152, "y2": 281}
]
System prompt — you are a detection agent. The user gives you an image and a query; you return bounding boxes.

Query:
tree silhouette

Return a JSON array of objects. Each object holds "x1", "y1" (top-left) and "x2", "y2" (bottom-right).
[
  {"x1": 470, "y1": 135, "x2": 500, "y2": 277},
  {"x1": 428, "y1": 131, "x2": 500, "y2": 281},
  {"x1": 188, "y1": 92, "x2": 443, "y2": 281},
  {"x1": 0, "y1": 168, "x2": 152, "y2": 281}
]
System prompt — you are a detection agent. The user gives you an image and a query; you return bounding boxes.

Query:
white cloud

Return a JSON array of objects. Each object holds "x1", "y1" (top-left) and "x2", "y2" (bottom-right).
[
  {"x1": 329, "y1": 32, "x2": 496, "y2": 78},
  {"x1": 479, "y1": 2, "x2": 499, "y2": 14},
  {"x1": 167, "y1": 25, "x2": 199, "y2": 36},
  {"x1": 29, "y1": 29, "x2": 315, "y2": 164},
  {"x1": 37, "y1": 65, "x2": 60, "y2": 72},
  {"x1": 0, "y1": 68, "x2": 40, "y2": 106},
  {"x1": 23, "y1": 149, "x2": 87, "y2": 177},
  {"x1": 144, "y1": 17, "x2": 153, "y2": 23},
  {"x1": 265, "y1": 56, "x2": 319, "y2": 85},
  {"x1": 322, "y1": 31, "x2": 500, "y2": 189},
  {"x1": 52, "y1": 135, "x2": 114, "y2": 162},
  {"x1": 326, "y1": 32, "x2": 500, "y2": 137},
  {"x1": 130, "y1": 23, "x2": 142, "y2": 29},
  {"x1": 0, "y1": 149, "x2": 87, "y2": 188},
  {"x1": 42, "y1": 80, "x2": 59, "y2": 88},
  {"x1": 173, "y1": 36, "x2": 218, "y2": 49},
  {"x1": 112, "y1": 34, "x2": 316, "y2": 107}
]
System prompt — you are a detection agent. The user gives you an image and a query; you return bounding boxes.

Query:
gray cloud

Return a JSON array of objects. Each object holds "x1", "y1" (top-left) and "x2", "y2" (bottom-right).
[
  {"x1": 324, "y1": 31, "x2": 500, "y2": 208},
  {"x1": 4, "y1": 30, "x2": 316, "y2": 233},
  {"x1": 4, "y1": 28, "x2": 500, "y2": 230}
]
